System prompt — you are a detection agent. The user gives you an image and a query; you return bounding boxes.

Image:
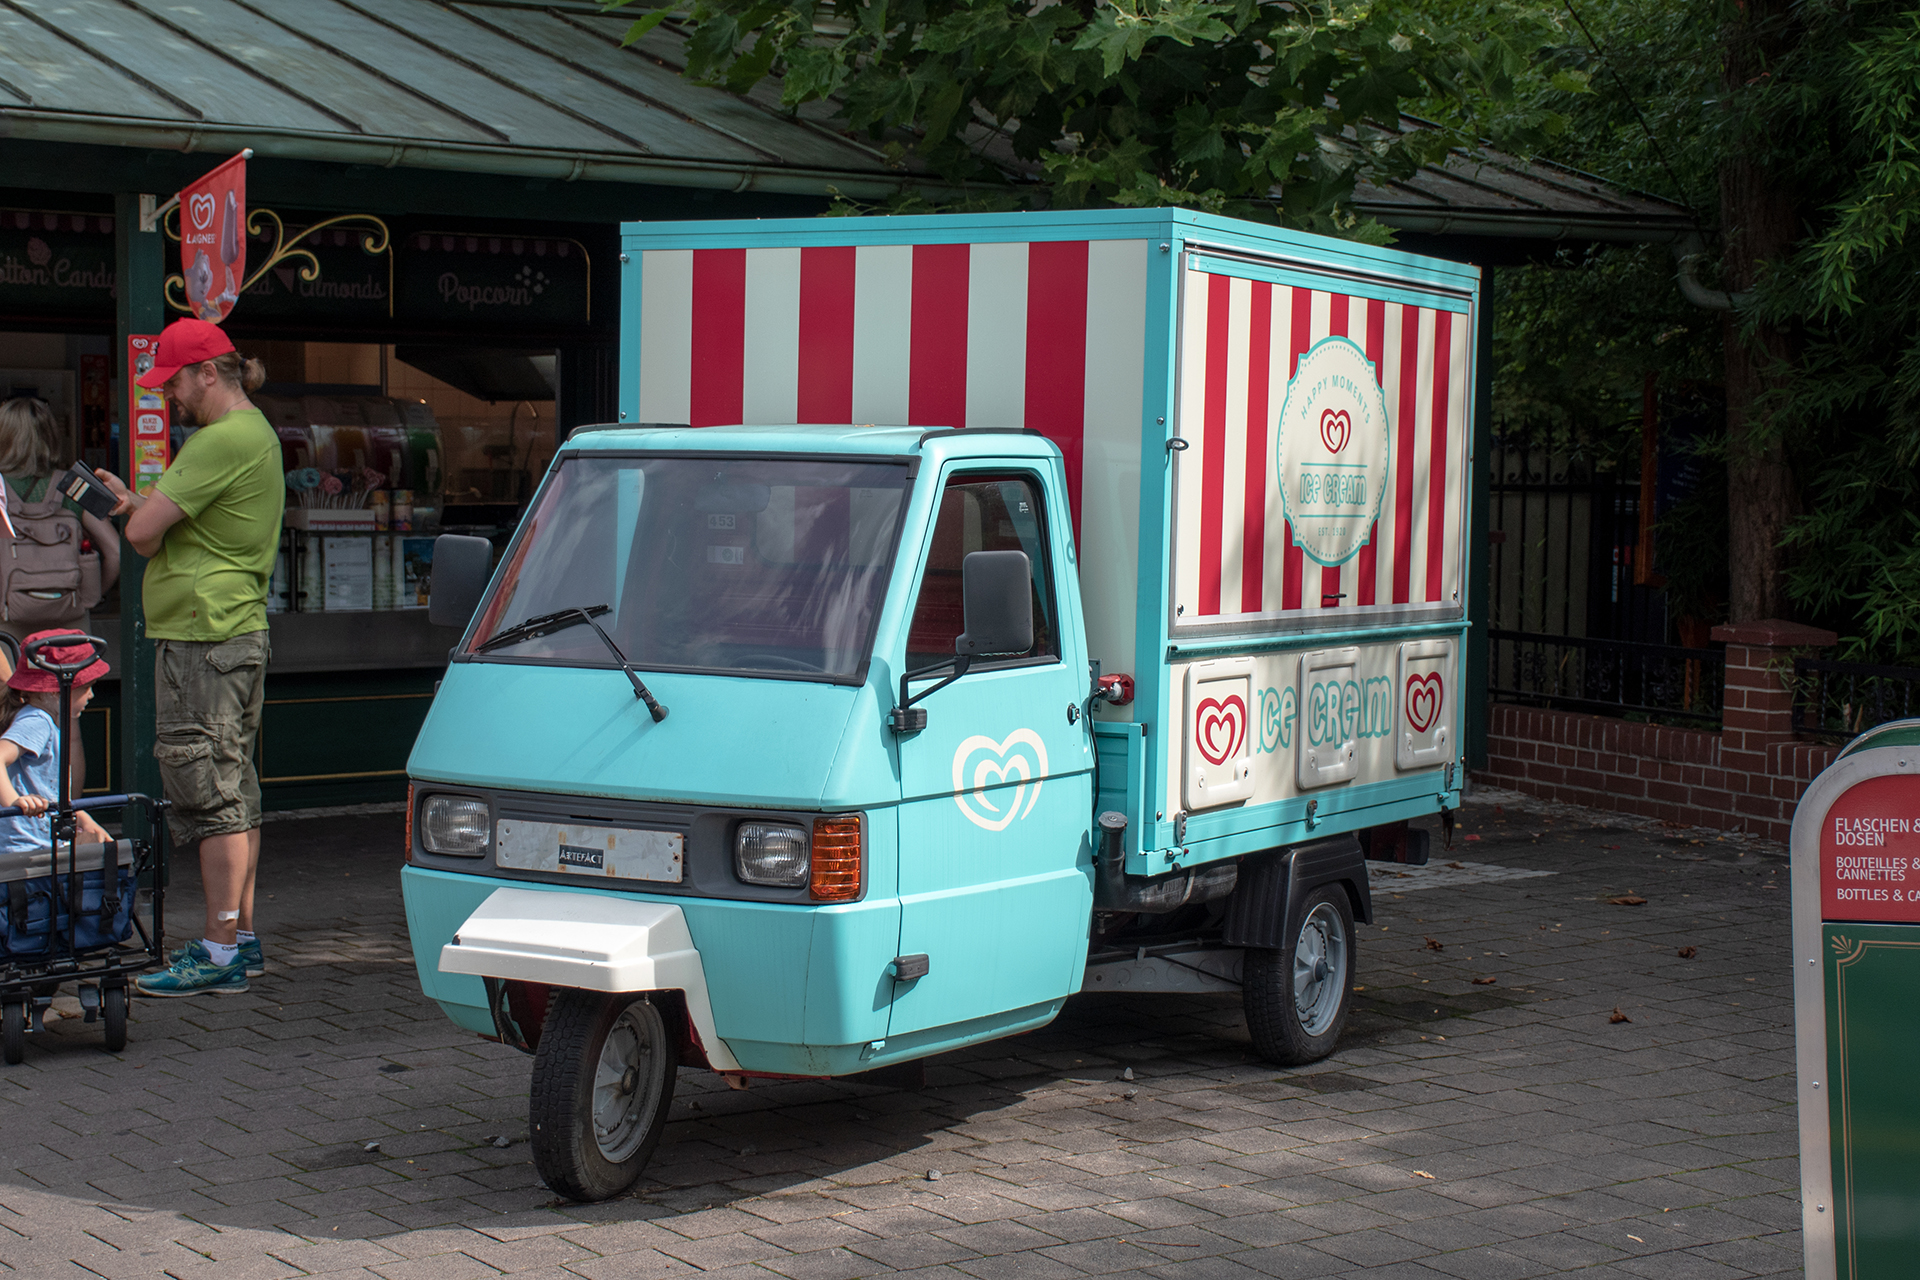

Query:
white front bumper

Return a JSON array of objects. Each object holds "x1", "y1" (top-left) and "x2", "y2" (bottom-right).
[{"x1": 438, "y1": 887, "x2": 740, "y2": 1071}]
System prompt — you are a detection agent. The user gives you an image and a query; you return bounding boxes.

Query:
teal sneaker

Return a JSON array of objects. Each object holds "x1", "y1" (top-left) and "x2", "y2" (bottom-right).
[
  {"x1": 137, "y1": 941, "x2": 248, "y2": 997},
  {"x1": 170, "y1": 938, "x2": 265, "y2": 978}
]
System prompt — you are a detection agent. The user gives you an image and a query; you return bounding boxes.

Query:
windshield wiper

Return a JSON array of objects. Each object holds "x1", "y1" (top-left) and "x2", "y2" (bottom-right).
[{"x1": 474, "y1": 605, "x2": 669, "y2": 722}]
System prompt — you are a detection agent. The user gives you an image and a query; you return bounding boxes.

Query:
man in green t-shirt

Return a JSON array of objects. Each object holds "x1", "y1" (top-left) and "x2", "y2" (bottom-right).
[{"x1": 97, "y1": 318, "x2": 283, "y2": 997}]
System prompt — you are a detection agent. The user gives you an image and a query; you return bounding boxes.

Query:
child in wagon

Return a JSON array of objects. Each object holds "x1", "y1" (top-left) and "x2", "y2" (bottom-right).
[{"x1": 0, "y1": 629, "x2": 111, "y2": 853}]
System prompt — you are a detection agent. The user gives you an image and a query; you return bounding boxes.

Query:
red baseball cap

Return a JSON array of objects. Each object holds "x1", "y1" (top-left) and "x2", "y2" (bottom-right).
[{"x1": 135, "y1": 318, "x2": 235, "y2": 389}]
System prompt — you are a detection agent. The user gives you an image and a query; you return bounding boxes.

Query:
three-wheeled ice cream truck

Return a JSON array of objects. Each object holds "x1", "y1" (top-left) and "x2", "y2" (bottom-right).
[{"x1": 401, "y1": 209, "x2": 1477, "y2": 1201}]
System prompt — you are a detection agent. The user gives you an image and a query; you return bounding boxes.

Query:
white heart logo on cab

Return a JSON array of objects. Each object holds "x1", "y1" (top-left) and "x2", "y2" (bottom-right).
[{"x1": 952, "y1": 730, "x2": 1049, "y2": 831}]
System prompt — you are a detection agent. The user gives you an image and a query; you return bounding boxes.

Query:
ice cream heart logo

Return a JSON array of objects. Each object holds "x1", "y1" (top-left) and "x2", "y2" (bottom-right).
[
  {"x1": 189, "y1": 192, "x2": 216, "y2": 232},
  {"x1": 951, "y1": 729, "x2": 1049, "y2": 831},
  {"x1": 1405, "y1": 672, "x2": 1444, "y2": 733},
  {"x1": 1319, "y1": 407, "x2": 1351, "y2": 454},
  {"x1": 1194, "y1": 695, "x2": 1247, "y2": 767}
]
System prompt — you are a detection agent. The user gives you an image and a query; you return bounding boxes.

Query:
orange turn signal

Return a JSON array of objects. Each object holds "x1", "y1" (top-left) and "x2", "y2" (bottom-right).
[
  {"x1": 404, "y1": 782, "x2": 415, "y2": 864},
  {"x1": 809, "y1": 814, "x2": 863, "y2": 901}
]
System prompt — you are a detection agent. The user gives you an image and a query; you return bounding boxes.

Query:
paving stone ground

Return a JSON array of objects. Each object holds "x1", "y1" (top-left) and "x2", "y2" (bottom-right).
[{"x1": 0, "y1": 786, "x2": 1803, "y2": 1278}]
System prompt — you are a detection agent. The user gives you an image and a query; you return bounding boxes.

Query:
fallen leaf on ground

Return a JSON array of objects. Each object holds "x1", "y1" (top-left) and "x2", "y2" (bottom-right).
[
  {"x1": 1412, "y1": 1170, "x2": 1436, "y2": 1179},
  {"x1": 1677, "y1": 946, "x2": 1697, "y2": 959},
  {"x1": 1447, "y1": 861, "x2": 1466, "y2": 870},
  {"x1": 1465, "y1": 834, "x2": 1481, "y2": 841},
  {"x1": 1425, "y1": 937, "x2": 1445, "y2": 951},
  {"x1": 1610, "y1": 1007, "x2": 1632, "y2": 1024},
  {"x1": 1473, "y1": 976, "x2": 1497, "y2": 985},
  {"x1": 1608, "y1": 896, "x2": 1648, "y2": 906}
]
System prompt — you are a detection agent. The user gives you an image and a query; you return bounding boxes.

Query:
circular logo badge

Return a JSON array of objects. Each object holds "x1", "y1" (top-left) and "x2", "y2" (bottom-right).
[{"x1": 1274, "y1": 336, "x2": 1391, "y2": 567}]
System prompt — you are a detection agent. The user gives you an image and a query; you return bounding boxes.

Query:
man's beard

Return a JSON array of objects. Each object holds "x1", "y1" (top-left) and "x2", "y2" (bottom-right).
[{"x1": 169, "y1": 394, "x2": 206, "y2": 427}]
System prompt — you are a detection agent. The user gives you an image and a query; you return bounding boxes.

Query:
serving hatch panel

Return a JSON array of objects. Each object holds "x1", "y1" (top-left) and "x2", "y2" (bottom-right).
[{"x1": 494, "y1": 819, "x2": 685, "y2": 883}]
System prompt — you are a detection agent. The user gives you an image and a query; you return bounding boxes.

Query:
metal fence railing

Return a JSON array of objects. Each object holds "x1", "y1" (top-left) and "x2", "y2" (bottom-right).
[
  {"x1": 1490, "y1": 629, "x2": 1726, "y2": 726},
  {"x1": 1791, "y1": 658, "x2": 1920, "y2": 743}
]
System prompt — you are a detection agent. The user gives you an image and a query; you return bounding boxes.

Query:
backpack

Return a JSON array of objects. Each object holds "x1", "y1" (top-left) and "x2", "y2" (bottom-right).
[{"x1": 0, "y1": 479, "x2": 102, "y2": 630}]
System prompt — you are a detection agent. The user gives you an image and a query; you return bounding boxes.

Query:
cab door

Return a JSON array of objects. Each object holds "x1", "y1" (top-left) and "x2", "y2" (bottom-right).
[{"x1": 886, "y1": 466, "x2": 1094, "y2": 1042}]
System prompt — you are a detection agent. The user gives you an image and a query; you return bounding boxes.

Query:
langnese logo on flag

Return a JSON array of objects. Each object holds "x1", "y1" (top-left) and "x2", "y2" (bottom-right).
[
  {"x1": 1273, "y1": 336, "x2": 1391, "y2": 567},
  {"x1": 178, "y1": 152, "x2": 248, "y2": 324}
]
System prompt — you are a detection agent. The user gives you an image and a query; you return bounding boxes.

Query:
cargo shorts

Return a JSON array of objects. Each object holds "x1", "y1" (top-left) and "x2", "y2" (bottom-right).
[{"x1": 152, "y1": 630, "x2": 269, "y2": 846}]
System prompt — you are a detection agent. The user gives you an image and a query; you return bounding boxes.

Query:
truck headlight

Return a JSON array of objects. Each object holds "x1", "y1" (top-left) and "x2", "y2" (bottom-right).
[
  {"x1": 734, "y1": 821, "x2": 809, "y2": 887},
  {"x1": 420, "y1": 794, "x2": 489, "y2": 856}
]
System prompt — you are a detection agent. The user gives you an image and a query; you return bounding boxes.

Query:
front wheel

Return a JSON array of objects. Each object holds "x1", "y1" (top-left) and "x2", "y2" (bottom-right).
[
  {"x1": 1243, "y1": 884, "x2": 1355, "y2": 1065},
  {"x1": 528, "y1": 991, "x2": 677, "y2": 1202}
]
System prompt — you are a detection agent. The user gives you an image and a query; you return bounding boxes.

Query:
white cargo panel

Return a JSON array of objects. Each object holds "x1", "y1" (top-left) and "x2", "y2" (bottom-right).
[{"x1": 1169, "y1": 639, "x2": 1461, "y2": 811}]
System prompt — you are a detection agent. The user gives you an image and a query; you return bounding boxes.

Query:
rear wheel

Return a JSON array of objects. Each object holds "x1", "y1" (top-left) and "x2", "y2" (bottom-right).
[
  {"x1": 1243, "y1": 884, "x2": 1355, "y2": 1065},
  {"x1": 2, "y1": 999, "x2": 24, "y2": 1065},
  {"x1": 101, "y1": 984, "x2": 128, "y2": 1053},
  {"x1": 528, "y1": 992, "x2": 676, "y2": 1202}
]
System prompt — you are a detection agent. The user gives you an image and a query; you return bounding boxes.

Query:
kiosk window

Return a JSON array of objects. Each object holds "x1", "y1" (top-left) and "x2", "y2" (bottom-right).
[{"x1": 906, "y1": 476, "x2": 1058, "y2": 669}]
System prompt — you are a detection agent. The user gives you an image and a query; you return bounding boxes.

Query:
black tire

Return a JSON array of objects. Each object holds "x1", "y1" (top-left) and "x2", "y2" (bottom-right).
[
  {"x1": 2, "y1": 1000, "x2": 23, "y2": 1066},
  {"x1": 102, "y1": 984, "x2": 128, "y2": 1053},
  {"x1": 1243, "y1": 883, "x2": 1356, "y2": 1065},
  {"x1": 528, "y1": 991, "x2": 676, "y2": 1202}
]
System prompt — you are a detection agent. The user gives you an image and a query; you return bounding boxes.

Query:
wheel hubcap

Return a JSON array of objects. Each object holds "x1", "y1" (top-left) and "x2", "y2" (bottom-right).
[
  {"x1": 1292, "y1": 903, "x2": 1349, "y2": 1037},
  {"x1": 591, "y1": 1005, "x2": 661, "y2": 1162}
]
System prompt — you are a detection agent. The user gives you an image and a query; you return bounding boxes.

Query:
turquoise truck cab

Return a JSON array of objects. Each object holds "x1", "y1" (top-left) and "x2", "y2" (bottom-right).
[{"x1": 401, "y1": 209, "x2": 1479, "y2": 1201}]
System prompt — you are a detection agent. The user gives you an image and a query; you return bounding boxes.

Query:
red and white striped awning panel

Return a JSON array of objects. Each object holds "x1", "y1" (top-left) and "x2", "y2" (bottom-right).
[
  {"x1": 1171, "y1": 267, "x2": 1469, "y2": 625},
  {"x1": 633, "y1": 241, "x2": 1153, "y2": 531}
]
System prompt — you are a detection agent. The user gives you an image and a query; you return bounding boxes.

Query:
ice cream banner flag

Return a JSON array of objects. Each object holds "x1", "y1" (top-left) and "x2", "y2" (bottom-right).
[{"x1": 178, "y1": 152, "x2": 248, "y2": 324}]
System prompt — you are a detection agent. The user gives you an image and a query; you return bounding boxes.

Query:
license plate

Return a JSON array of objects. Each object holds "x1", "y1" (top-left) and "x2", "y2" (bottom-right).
[{"x1": 494, "y1": 820, "x2": 684, "y2": 883}]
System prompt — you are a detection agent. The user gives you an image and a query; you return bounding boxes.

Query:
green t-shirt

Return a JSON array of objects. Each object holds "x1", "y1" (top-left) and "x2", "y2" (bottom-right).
[{"x1": 145, "y1": 406, "x2": 284, "y2": 642}]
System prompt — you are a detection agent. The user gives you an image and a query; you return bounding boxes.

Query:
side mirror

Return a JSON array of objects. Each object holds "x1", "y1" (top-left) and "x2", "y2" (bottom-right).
[
  {"x1": 956, "y1": 550, "x2": 1033, "y2": 657},
  {"x1": 428, "y1": 534, "x2": 494, "y2": 630}
]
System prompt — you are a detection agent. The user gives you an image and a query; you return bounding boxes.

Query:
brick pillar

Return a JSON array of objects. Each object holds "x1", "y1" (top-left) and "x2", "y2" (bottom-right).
[{"x1": 1711, "y1": 619, "x2": 1836, "y2": 830}]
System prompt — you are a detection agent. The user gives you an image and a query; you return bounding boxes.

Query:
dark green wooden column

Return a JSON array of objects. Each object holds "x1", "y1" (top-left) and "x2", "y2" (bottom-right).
[
  {"x1": 113, "y1": 193, "x2": 164, "y2": 821},
  {"x1": 1466, "y1": 266, "x2": 1494, "y2": 772}
]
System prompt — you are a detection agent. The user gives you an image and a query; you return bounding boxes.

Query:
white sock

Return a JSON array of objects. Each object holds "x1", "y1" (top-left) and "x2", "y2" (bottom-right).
[
  {"x1": 203, "y1": 939, "x2": 239, "y2": 967},
  {"x1": 236, "y1": 930, "x2": 256, "y2": 944}
]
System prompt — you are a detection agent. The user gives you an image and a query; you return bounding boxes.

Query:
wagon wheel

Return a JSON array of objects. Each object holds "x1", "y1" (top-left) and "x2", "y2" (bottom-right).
[
  {"x1": 2, "y1": 999, "x2": 24, "y2": 1065},
  {"x1": 101, "y1": 983, "x2": 128, "y2": 1053}
]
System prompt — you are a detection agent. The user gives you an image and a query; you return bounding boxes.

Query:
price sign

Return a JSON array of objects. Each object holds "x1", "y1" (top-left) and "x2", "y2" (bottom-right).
[{"x1": 125, "y1": 334, "x2": 171, "y2": 495}]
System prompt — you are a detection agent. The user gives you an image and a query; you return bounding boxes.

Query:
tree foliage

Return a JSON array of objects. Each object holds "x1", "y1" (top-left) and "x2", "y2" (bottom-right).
[
  {"x1": 607, "y1": 0, "x2": 1584, "y2": 234},
  {"x1": 1487, "y1": 0, "x2": 1920, "y2": 658},
  {"x1": 1760, "y1": 4, "x2": 1920, "y2": 663},
  {"x1": 609, "y1": 0, "x2": 1920, "y2": 661}
]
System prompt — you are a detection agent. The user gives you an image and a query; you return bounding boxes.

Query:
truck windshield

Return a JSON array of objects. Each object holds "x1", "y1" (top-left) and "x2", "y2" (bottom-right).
[{"x1": 466, "y1": 455, "x2": 911, "y2": 681}]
